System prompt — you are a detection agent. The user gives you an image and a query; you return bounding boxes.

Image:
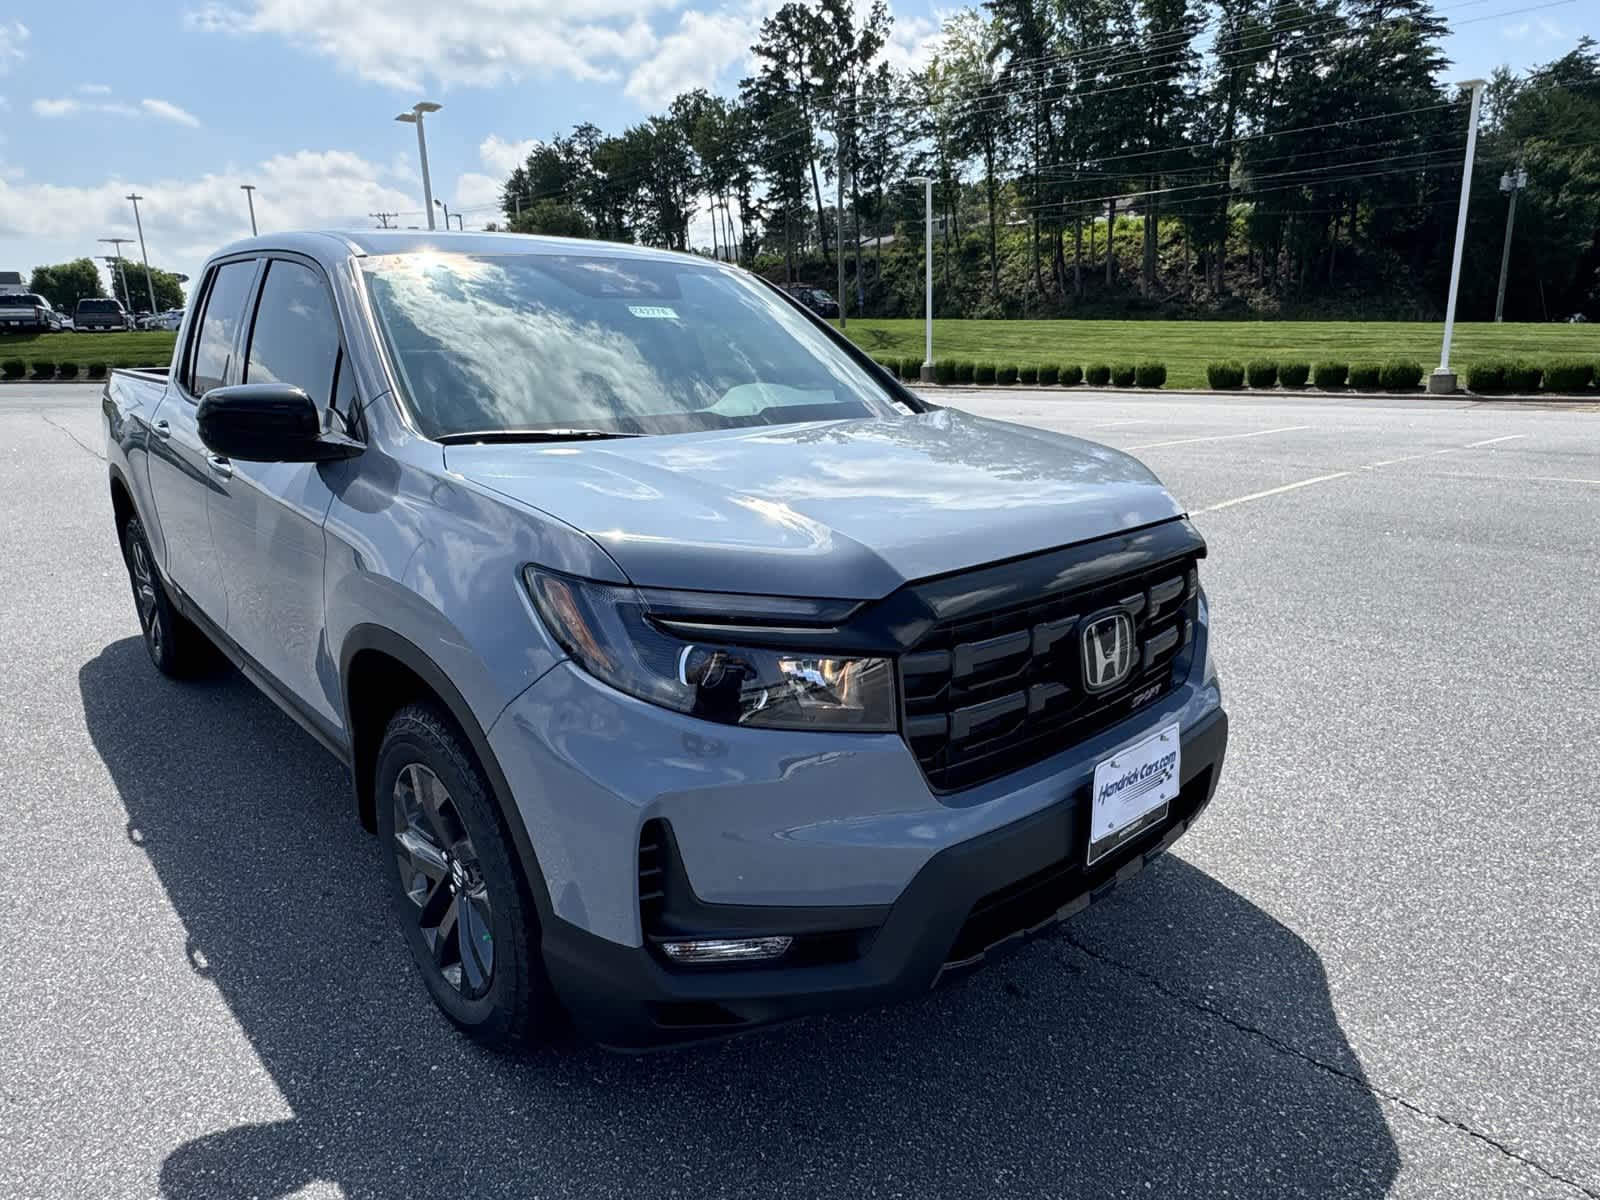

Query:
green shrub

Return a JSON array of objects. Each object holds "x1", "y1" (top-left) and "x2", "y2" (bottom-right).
[
  {"x1": 1207, "y1": 361, "x2": 1245, "y2": 389},
  {"x1": 1037, "y1": 364, "x2": 1059, "y2": 386},
  {"x1": 1246, "y1": 360, "x2": 1277, "y2": 388},
  {"x1": 1379, "y1": 360, "x2": 1424, "y2": 390},
  {"x1": 29, "y1": 360, "x2": 56, "y2": 381},
  {"x1": 1018, "y1": 365, "x2": 1037, "y2": 385},
  {"x1": 1060, "y1": 364, "x2": 1084, "y2": 386},
  {"x1": 1313, "y1": 362, "x2": 1348, "y2": 389},
  {"x1": 973, "y1": 361, "x2": 996, "y2": 385},
  {"x1": 956, "y1": 360, "x2": 976, "y2": 384},
  {"x1": 1082, "y1": 363, "x2": 1109, "y2": 387},
  {"x1": 1543, "y1": 360, "x2": 1595, "y2": 392},
  {"x1": 86, "y1": 362, "x2": 108, "y2": 380},
  {"x1": 997, "y1": 364, "x2": 1019, "y2": 385},
  {"x1": 1, "y1": 357, "x2": 24, "y2": 380},
  {"x1": 1109, "y1": 364, "x2": 1136, "y2": 387},
  {"x1": 1348, "y1": 363, "x2": 1381, "y2": 389},
  {"x1": 933, "y1": 359, "x2": 956, "y2": 385},
  {"x1": 1134, "y1": 362, "x2": 1166, "y2": 388},
  {"x1": 1279, "y1": 362, "x2": 1311, "y2": 388},
  {"x1": 1503, "y1": 361, "x2": 1542, "y2": 392},
  {"x1": 57, "y1": 361, "x2": 80, "y2": 380},
  {"x1": 1464, "y1": 361, "x2": 1507, "y2": 393}
]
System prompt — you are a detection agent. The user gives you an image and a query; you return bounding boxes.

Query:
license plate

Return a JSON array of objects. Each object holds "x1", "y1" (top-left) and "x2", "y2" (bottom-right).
[{"x1": 1088, "y1": 722, "x2": 1180, "y2": 866}]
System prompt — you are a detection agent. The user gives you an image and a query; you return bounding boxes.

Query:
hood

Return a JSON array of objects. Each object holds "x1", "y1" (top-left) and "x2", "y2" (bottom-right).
[{"x1": 444, "y1": 408, "x2": 1183, "y2": 599}]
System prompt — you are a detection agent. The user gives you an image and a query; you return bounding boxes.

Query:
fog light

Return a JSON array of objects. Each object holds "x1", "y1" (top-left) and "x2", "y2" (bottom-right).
[{"x1": 659, "y1": 936, "x2": 792, "y2": 964}]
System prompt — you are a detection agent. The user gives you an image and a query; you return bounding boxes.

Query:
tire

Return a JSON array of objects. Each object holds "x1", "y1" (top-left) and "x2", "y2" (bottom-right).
[
  {"x1": 120, "y1": 516, "x2": 214, "y2": 677},
  {"x1": 375, "y1": 702, "x2": 562, "y2": 1048}
]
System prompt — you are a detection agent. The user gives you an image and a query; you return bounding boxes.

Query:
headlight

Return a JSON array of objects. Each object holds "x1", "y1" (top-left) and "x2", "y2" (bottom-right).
[{"x1": 524, "y1": 569, "x2": 897, "y2": 732}]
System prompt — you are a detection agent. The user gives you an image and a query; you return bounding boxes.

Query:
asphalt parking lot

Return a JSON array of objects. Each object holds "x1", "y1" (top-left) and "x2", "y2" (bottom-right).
[{"x1": 3, "y1": 383, "x2": 1597, "y2": 1199}]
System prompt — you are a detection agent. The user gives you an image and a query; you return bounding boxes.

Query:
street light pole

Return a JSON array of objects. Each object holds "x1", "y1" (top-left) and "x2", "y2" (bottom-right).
[
  {"x1": 909, "y1": 176, "x2": 935, "y2": 382},
  {"x1": 836, "y1": 135, "x2": 848, "y2": 328},
  {"x1": 396, "y1": 101, "x2": 442, "y2": 230},
  {"x1": 1494, "y1": 164, "x2": 1527, "y2": 324},
  {"x1": 1430, "y1": 79, "x2": 1487, "y2": 394},
  {"x1": 98, "y1": 238, "x2": 134, "y2": 308},
  {"x1": 435, "y1": 199, "x2": 451, "y2": 230},
  {"x1": 125, "y1": 195, "x2": 159, "y2": 315},
  {"x1": 240, "y1": 184, "x2": 258, "y2": 236}
]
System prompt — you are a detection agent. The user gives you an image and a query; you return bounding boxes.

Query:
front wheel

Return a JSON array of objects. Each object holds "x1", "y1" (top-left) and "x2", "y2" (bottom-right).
[{"x1": 375, "y1": 703, "x2": 562, "y2": 1048}]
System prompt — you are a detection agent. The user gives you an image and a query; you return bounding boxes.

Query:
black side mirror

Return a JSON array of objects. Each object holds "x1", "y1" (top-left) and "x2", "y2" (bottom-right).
[{"x1": 196, "y1": 384, "x2": 362, "y2": 463}]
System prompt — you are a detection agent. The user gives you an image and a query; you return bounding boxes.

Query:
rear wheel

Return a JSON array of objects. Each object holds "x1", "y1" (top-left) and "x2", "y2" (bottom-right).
[
  {"x1": 120, "y1": 516, "x2": 213, "y2": 677},
  {"x1": 375, "y1": 703, "x2": 561, "y2": 1047}
]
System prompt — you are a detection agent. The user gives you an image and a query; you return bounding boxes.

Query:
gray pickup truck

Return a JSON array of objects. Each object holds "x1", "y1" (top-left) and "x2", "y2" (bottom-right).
[{"x1": 103, "y1": 230, "x2": 1227, "y2": 1049}]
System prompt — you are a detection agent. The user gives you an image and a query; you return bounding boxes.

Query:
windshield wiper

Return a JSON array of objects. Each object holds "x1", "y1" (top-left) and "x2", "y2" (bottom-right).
[{"x1": 435, "y1": 428, "x2": 642, "y2": 445}]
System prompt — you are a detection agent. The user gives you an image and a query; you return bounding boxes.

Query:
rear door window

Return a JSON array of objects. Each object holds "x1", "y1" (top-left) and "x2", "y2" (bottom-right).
[
  {"x1": 243, "y1": 260, "x2": 342, "y2": 409},
  {"x1": 187, "y1": 261, "x2": 258, "y2": 396}
]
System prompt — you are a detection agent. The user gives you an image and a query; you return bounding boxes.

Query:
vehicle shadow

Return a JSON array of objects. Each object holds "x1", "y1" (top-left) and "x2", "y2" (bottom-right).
[{"x1": 81, "y1": 637, "x2": 1399, "y2": 1199}]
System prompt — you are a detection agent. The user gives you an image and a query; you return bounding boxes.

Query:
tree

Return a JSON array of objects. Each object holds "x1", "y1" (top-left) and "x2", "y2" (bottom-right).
[
  {"x1": 936, "y1": 10, "x2": 1011, "y2": 299},
  {"x1": 748, "y1": 3, "x2": 833, "y2": 264},
  {"x1": 510, "y1": 201, "x2": 594, "y2": 239},
  {"x1": 29, "y1": 258, "x2": 104, "y2": 311},
  {"x1": 110, "y1": 261, "x2": 185, "y2": 312}
]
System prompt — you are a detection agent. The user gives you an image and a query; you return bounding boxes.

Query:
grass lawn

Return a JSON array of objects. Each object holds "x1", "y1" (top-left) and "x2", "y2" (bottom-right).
[
  {"x1": 838, "y1": 319, "x2": 1599, "y2": 390},
  {"x1": 0, "y1": 330, "x2": 177, "y2": 371}
]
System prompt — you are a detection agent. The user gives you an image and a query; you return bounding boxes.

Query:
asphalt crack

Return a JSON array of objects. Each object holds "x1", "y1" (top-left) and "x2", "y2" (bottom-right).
[
  {"x1": 1060, "y1": 930, "x2": 1599, "y2": 1199},
  {"x1": 39, "y1": 413, "x2": 105, "y2": 461}
]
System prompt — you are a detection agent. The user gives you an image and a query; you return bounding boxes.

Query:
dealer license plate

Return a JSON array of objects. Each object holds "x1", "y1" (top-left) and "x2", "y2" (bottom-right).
[{"x1": 1087, "y1": 722, "x2": 1180, "y2": 866}]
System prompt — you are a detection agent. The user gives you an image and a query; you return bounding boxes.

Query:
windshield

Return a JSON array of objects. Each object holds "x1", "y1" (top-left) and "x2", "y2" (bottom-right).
[
  {"x1": 361, "y1": 252, "x2": 905, "y2": 440},
  {"x1": 78, "y1": 299, "x2": 120, "y2": 313},
  {"x1": 0, "y1": 294, "x2": 44, "y2": 308}
]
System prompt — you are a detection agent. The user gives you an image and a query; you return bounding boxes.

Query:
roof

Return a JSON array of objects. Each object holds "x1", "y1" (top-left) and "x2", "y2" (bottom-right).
[{"x1": 206, "y1": 229, "x2": 700, "y2": 269}]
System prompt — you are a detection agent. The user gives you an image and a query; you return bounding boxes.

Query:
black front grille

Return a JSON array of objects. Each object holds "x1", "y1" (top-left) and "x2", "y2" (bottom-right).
[
  {"x1": 638, "y1": 819, "x2": 667, "y2": 930},
  {"x1": 901, "y1": 552, "x2": 1200, "y2": 792}
]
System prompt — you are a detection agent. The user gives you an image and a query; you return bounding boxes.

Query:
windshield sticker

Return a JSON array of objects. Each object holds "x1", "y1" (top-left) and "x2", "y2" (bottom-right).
[{"x1": 627, "y1": 305, "x2": 679, "y2": 320}]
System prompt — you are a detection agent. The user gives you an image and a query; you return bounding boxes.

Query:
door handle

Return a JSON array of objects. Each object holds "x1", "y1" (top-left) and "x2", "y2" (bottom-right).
[
  {"x1": 151, "y1": 420, "x2": 171, "y2": 440},
  {"x1": 207, "y1": 454, "x2": 233, "y2": 479}
]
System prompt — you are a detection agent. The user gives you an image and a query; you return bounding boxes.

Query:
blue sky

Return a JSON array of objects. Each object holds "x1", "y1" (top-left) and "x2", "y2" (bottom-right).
[{"x1": 0, "y1": 0, "x2": 1592, "y2": 294}]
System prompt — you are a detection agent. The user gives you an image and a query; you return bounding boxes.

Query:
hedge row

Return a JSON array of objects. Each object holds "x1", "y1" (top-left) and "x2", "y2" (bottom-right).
[
  {"x1": 1209, "y1": 357, "x2": 1600, "y2": 394},
  {"x1": 875, "y1": 356, "x2": 1167, "y2": 388},
  {"x1": 2, "y1": 358, "x2": 114, "y2": 381}
]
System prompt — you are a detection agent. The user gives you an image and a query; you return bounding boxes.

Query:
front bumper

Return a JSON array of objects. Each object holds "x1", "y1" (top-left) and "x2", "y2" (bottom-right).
[{"x1": 537, "y1": 707, "x2": 1227, "y2": 1048}]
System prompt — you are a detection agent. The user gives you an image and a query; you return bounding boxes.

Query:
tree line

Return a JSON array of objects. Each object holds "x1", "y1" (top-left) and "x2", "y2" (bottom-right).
[
  {"x1": 25, "y1": 256, "x2": 186, "y2": 315},
  {"x1": 492, "y1": 0, "x2": 1599, "y2": 322}
]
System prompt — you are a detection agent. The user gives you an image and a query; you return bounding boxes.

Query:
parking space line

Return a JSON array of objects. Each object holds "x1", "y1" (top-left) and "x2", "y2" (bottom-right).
[
  {"x1": 1465, "y1": 434, "x2": 1527, "y2": 448},
  {"x1": 1127, "y1": 425, "x2": 1311, "y2": 451},
  {"x1": 1086, "y1": 419, "x2": 1152, "y2": 429},
  {"x1": 1196, "y1": 472, "x2": 1352, "y2": 513}
]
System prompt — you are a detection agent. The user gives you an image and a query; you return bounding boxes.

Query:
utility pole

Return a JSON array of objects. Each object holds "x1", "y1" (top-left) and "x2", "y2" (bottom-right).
[
  {"x1": 240, "y1": 184, "x2": 258, "y2": 235},
  {"x1": 909, "y1": 177, "x2": 934, "y2": 382},
  {"x1": 1494, "y1": 162, "x2": 1528, "y2": 324},
  {"x1": 395, "y1": 101, "x2": 442, "y2": 230},
  {"x1": 369, "y1": 211, "x2": 397, "y2": 229},
  {"x1": 1430, "y1": 79, "x2": 1487, "y2": 395},
  {"x1": 98, "y1": 238, "x2": 134, "y2": 307},
  {"x1": 836, "y1": 133, "x2": 848, "y2": 328},
  {"x1": 125, "y1": 195, "x2": 159, "y2": 315}
]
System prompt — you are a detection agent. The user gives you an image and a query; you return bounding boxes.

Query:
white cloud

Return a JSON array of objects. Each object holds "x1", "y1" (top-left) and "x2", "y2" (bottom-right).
[
  {"x1": 478, "y1": 134, "x2": 539, "y2": 178},
  {"x1": 78, "y1": 82, "x2": 113, "y2": 95},
  {"x1": 451, "y1": 135, "x2": 538, "y2": 225},
  {"x1": 141, "y1": 98, "x2": 202, "y2": 127},
  {"x1": 0, "y1": 149, "x2": 417, "y2": 284},
  {"x1": 1502, "y1": 17, "x2": 1571, "y2": 42},
  {"x1": 624, "y1": 8, "x2": 762, "y2": 109},
  {"x1": 0, "y1": 22, "x2": 26, "y2": 76},
  {"x1": 881, "y1": 12, "x2": 944, "y2": 75},
  {"x1": 185, "y1": 0, "x2": 667, "y2": 89},
  {"x1": 31, "y1": 94, "x2": 201, "y2": 126}
]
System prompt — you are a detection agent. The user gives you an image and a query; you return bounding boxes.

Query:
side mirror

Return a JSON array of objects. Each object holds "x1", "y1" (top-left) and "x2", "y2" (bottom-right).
[{"x1": 196, "y1": 384, "x2": 362, "y2": 463}]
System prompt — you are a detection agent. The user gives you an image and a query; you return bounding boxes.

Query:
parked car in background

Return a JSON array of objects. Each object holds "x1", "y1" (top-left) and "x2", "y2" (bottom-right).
[
  {"x1": 75, "y1": 297, "x2": 134, "y2": 331},
  {"x1": 149, "y1": 308, "x2": 185, "y2": 331},
  {"x1": 783, "y1": 284, "x2": 841, "y2": 318},
  {"x1": 0, "y1": 292, "x2": 68, "y2": 331},
  {"x1": 104, "y1": 230, "x2": 1226, "y2": 1050}
]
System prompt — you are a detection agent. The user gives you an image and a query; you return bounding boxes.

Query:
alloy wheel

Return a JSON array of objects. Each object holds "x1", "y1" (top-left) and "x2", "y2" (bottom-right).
[
  {"x1": 127, "y1": 535, "x2": 162, "y2": 659},
  {"x1": 392, "y1": 762, "x2": 496, "y2": 999}
]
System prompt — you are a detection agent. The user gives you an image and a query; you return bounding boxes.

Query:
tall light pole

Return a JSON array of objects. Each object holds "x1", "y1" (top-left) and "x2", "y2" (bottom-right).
[
  {"x1": 1430, "y1": 79, "x2": 1487, "y2": 395},
  {"x1": 396, "y1": 101, "x2": 442, "y2": 230},
  {"x1": 1494, "y1": 164, "x2": 1527, "y2": 324},
  {"x1": 98, "y1": 238, "x2": 133, "y2": 307},
  {"x1": 240, "y1": 184, "x2": 258, "y2": 236},
  {"x1": 908, "y1": 177, "x2": 935, "y2": 382},
  {"x1": 124, "y1": 195, "x2": 159, "y2": 315},
  {"x1": 836, "y1": 136, "x2": 848, "y2": 328}
]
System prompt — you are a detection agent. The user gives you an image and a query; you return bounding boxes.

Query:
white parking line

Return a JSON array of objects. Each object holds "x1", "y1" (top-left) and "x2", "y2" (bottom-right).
[
  {"x1": 1085, "y1": 419, "x2": 1152, "y2": 429},
  {"x1": 1465, "y1": 434, "x2": 1528, "y2": 448},
  {"x1": 1196, "y1": 472, "x2": 1352, "y2": 513},
  {"x1": 1127, "y1": 425, "x2": 1311, "y2": 451}
]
